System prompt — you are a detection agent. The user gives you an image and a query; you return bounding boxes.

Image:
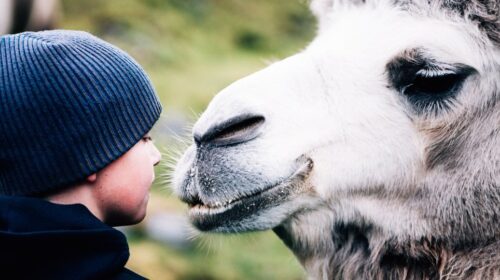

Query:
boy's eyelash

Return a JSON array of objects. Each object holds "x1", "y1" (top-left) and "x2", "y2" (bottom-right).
[{"x1": 142, "y1": 136, "x2": 153, "y2": 141}]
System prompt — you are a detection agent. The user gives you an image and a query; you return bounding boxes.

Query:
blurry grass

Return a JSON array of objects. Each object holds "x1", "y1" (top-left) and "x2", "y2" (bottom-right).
[
  {"x1": 127, "y1": 233, "x2": 305, "y2": 280},
  {"x1": 60, "y1": 0, "x2": 315, "y2": 279},
  {"x1": 60, "y1": 0, "x2": 316, "y2": 112},
  {"x1": 129, "y1": 232, "x2": 305, "y2": 280}
]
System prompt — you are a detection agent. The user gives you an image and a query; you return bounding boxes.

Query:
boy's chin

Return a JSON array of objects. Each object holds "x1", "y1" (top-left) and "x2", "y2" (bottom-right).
[{"x1": 105, "y1": 208, "x2": 148, "y2": 227}]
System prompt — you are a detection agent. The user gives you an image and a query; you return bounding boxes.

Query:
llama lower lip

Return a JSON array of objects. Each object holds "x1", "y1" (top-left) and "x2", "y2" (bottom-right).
[
  {"x1": 188, "y1": 202, "x2": 235, "y2": 216},
  {"x1": 188, "y1": 158, "x2": 313, "y2": 232}
]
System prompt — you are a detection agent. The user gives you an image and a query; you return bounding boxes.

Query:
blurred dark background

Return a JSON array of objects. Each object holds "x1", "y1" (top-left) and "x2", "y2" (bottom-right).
[{"x1": 1, "y1": 1, "x2": 316, "y2": 278}]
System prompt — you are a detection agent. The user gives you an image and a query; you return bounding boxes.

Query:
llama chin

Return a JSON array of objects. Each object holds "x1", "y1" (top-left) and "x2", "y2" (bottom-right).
[{"x1": 173, "y1": 0, "x2": 500, "y2": 278}]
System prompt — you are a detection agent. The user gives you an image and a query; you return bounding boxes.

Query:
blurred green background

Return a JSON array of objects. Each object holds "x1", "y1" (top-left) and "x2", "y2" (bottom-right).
[{"x1": 59, "y1": 1, "x2": 317, "y2": 279}]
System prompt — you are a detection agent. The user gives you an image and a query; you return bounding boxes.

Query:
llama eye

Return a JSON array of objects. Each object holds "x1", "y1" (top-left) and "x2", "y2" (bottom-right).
[
  {"x1": 402, "y1": 69, "x2": 463, "y2": 97},
  {"x1": 387, "y1": 51, "x2": 477, "y2": 114},
  {"x1": 398, "y1": 66, "x2": 476, "y2": 113}
]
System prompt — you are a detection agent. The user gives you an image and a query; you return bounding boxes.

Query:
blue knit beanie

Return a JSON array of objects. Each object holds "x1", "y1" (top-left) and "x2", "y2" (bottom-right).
[{"x1": 0, "y1": 30, "x2": 162, "y2": 196}]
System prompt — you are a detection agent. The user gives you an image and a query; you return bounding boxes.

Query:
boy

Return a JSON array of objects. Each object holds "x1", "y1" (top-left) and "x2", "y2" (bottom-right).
[{"x1": 0, "y1": 30, "x2": 162, "y2": 279}]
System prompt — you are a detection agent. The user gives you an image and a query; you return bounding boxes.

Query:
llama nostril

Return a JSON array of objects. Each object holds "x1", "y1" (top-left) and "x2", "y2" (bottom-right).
[{"x1": 194, "y1": 114, "x2": 265, "y2": 146}]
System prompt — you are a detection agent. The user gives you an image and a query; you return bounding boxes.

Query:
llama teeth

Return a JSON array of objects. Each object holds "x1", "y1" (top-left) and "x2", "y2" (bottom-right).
[{"x1": 209, "y1": 201, "x2": 224, "y2": 209}]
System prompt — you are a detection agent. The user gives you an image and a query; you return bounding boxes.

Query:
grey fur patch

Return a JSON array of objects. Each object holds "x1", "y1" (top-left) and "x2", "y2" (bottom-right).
[
  {"x1": 442, "y1": 0, "x2": 500, "y2": 45},
  {"x1": 400, "y1": 0, "x2": 500, "y2": 45}
]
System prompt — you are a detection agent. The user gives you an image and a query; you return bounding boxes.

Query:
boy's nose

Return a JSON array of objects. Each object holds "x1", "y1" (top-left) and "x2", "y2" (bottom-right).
[{"x1": 151, "y1": 144, "x2": 161, "y2": 166}]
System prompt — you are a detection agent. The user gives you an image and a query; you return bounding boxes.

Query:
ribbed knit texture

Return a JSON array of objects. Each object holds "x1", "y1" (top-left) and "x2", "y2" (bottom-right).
[{"x1": 0, "y1": 30, "x2": 162, "y2": 196}]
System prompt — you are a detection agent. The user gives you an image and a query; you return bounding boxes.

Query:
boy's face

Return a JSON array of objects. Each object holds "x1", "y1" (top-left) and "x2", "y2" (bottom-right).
[{"x1": 94, "y1": 134, "x2": 161, "y2": 226}]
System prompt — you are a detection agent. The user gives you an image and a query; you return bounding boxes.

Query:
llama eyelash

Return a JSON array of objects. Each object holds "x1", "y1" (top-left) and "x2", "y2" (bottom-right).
[
  {"x1": 423, "y1": 95, "x2": 460, "y2": 116},
  {"x1": 415, "y1": 67, "x2": 457, "y2": 78}
]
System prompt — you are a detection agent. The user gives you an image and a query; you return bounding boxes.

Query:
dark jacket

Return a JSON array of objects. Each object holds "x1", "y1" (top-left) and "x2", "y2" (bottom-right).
[{"x1": 0, "y1": 195, "x2": 146, "y2": 280}]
